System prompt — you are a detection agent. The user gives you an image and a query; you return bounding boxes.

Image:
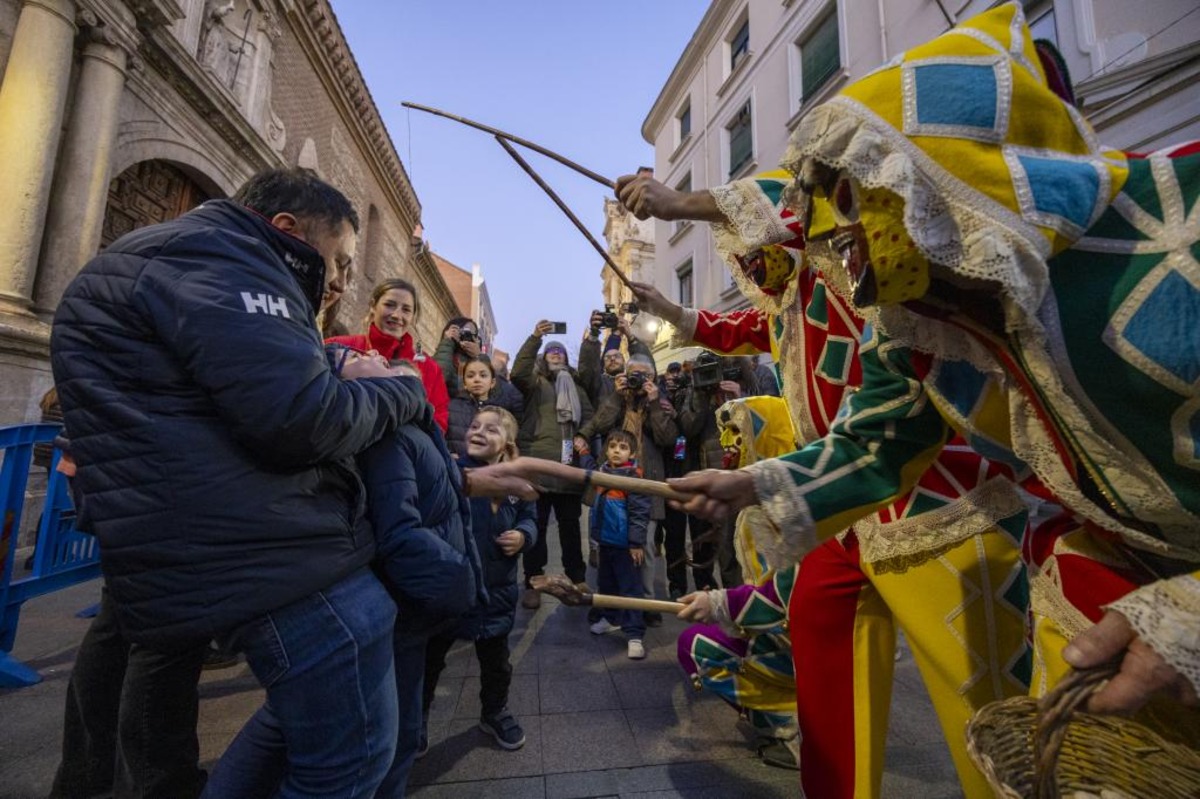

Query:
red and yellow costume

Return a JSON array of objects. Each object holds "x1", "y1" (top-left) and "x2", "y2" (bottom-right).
[{"x1": 674, "y1": 168, "x2": 1031, "y2": 798}]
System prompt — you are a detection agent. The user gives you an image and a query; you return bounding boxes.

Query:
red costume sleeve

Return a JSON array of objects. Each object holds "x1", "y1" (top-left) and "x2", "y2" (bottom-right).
[{"x1": 688, "y1": 308, "x2": 772, "y2": 356}]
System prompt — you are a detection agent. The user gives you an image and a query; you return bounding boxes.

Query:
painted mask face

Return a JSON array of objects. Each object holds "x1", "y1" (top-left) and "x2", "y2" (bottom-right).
[{"x1": 806, "y1": 168, "x2": 930, "y2": 308}]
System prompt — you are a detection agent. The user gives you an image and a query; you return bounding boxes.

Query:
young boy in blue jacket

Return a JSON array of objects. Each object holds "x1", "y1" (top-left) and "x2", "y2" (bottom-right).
[
  {"x1": 587, "y1": 429, "x2": 651, "y2": 659},
  {"x1": 422, "y1": 406, "x2": 538, "y2": 753}
]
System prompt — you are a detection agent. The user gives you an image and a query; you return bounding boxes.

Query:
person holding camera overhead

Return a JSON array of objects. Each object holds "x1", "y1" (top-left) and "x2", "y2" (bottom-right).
[
  {"x1": 578, "y1": 305, "x2": 652, "y2": 406},
  {"x1": 434, "y1": 316, "x2": 483, "y2": 397},
  {"x1": 511, "y1": 320, "x2": 595, "y2": 610},
  {"x1": 574, "y1": 353, "x2": 679, "y2": 622}
]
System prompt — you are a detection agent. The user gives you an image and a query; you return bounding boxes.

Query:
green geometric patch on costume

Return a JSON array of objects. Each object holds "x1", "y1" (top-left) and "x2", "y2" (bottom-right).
[{"x1": 1052, "y1": 151, "x2": 1200, "y2": 532}]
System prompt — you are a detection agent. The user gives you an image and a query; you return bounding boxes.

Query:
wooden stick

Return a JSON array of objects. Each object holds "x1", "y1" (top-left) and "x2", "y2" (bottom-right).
[
  {"x1": 515, "y1": 458, "x2": 690, "y2": 502},
  {"x1": 402, "y1": 101, "x2": 615, "y2": 189},
  {"x1": 495, "y1": 136, "x2": 634, "y2": 290},
  {"x1": 592, "y1": 595, "x2": 686, "y2": 613}
]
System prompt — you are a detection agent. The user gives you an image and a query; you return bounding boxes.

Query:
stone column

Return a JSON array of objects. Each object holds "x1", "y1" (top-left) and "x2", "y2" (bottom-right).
[
  {"x1": 0, "y1": 0, "x2": 76, "y2": 315},
  {"x1": 34, "y1": 30, "x2": 131, "y2": 315}
]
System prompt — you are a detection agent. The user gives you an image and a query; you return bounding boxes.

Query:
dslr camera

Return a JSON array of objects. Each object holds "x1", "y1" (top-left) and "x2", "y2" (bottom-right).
[
  {"x1": 625, "y1": 371, "x2": 646, "y2": 392},
  {"x1": 691, "y1": 353, "x2": 722, "y2": 390},
  {"x1": 458, "y1": 329, "x2": 478, "y2": 344},
  {"x1": 599, "y1": 304, "x2": 620, "y2": 330}
]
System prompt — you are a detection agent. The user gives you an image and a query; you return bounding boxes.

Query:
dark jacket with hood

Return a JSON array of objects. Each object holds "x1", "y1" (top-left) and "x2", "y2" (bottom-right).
[
  {"x1": 511, "y1": 336, "x2": 593, "y2": 493},
  {"x1": 452, "y1": 456, "x2": 538, "y2": 640},
  {"x1": 360, "y1": 416, "x2": 486, "y2": 638},
  {"x1": 50, "y1": 199, "x2": 427, "y2": 646}
]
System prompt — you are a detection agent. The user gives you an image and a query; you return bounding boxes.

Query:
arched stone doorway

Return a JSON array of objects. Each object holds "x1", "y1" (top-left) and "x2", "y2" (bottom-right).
[{"x1": 100, "y1": 160, "x2": 221, "y2": 249}]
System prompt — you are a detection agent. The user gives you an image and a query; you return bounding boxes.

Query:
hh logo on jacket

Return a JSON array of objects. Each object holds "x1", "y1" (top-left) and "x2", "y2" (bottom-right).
[{"x1": 241, "y1": 292, "x2": 290, "y2": 318}]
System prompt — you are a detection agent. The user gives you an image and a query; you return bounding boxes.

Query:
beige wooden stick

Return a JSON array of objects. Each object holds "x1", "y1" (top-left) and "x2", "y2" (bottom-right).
[
  {"x1": 530, "y1": 575, "x2": 685, "y2": 613},
  {"x1": 592, "y1": 595, "x2": 687, "y2": 613}
]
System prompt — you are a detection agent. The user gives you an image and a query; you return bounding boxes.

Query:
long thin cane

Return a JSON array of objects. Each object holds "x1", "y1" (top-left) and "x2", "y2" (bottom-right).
[
  {"x1": 402, "y1": 102, "x2": 615, "y2": 189},
  {"x1": 494, "y1": 136, "x2": 634, "y2": 290}
]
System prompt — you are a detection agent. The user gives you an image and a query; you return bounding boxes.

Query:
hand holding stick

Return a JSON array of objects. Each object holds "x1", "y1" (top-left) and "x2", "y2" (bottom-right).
[{"x1": 531, "y1": 574, "x2": 685, "y2": 614}]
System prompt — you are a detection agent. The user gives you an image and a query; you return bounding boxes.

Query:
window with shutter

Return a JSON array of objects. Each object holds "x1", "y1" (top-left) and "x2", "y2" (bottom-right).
[
  {"x1": 677, "y1": 260, "x2": 694, "y2": 308},
  {"x1": 730, "y1": 19, "x2": 750, "y2": 72},
  {"x1": 727, "y1": 101, "x2": 753, "y2": 177},
  {"x1": 800, "y1": 10, "x2": 840, "y2": 102}
]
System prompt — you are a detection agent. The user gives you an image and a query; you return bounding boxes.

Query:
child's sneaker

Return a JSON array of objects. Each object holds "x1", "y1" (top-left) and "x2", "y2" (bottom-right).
[
  {"x1": 590, "y1": 618, "x2": 620, "y2": 635},
  {"x1": 479, "y1": 708, "x2": 526, "y2": 750},
  {"x1": 627, "y1": 639, "x2": 646, "y2": 659}
]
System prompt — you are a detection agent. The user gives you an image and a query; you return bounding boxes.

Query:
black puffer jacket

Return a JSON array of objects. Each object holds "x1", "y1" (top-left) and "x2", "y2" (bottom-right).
[
  {"x1": 446, "y1": 394, "x2": 486, "y2": 459},
  {"x1": 50, "y1": 200, "x2": 427, "y2": 646}
]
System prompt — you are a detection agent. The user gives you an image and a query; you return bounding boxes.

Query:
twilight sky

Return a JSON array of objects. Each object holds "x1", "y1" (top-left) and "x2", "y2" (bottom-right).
[{"x1": 333, "y1": 1, "x2": 709, "y2": 359}]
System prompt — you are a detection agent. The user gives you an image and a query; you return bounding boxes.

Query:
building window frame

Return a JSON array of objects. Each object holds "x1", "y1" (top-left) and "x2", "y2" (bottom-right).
[
  {"x1": 724, "y1": 97, "x2": 755, "y2": 180},
  {"x1": 671, "y1": 171, "x2": 694, "y2": 241},
  {"x1": 676, "y1": 258, "x2": 694, "y2": 308},
  {"x1": 793, "y1": 4, "x2": 842, "y2": 107}
]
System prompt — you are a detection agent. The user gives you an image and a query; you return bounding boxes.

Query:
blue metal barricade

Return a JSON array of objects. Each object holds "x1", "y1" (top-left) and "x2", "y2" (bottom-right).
[{"x1": 0, "y1": 423, "x2": 100, "y2": 688}]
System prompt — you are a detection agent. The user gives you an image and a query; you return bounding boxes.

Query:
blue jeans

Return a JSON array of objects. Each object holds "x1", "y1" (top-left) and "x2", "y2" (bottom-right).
[
  {"x1": 202, "y1": 568, "x2": 399, "y2": 799},
  {"x1": 598, "y1": 545, "x2": 646, "y2": 638},
  {"x1": 375, "y1": 632, "x2": 428, "y2": 798}
]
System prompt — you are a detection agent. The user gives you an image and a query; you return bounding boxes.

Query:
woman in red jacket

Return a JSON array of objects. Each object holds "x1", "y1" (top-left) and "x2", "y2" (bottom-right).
[{"x1": 327, "y1": 277, "x2": 451, "y2": 432}]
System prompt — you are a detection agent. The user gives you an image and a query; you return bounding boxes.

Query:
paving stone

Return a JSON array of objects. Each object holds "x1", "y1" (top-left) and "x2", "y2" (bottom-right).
[
  {"x1": 625, "y1": 701, "x2": 754, "y2": 766},
  {"x1": 411, "y1": 714, "x2": 545, "y2": 785},
  {"x1": 455, "y1": 672, "x2": 540, "y2": 719},
  {"x1": 409, "y1": 775, "x2": 546, "y2": 798},
  {"x1": 539, "y1": 667, "x2": 621, "y2": 714},
  {"x1": 540, "y1": 710, "x2": 642, "y2": 774},
  {"x1": 611, "y1": 666, "x2": 694, "y2": 710},
  {"x1": 545, "y1": 760, "x2": 797, "y2": 799}
]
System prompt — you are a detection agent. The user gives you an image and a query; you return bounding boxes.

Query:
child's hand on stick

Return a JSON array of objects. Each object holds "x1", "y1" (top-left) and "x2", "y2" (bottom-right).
[{"x1": 496, "y1": 530, "x2": 524, "y2": 557}]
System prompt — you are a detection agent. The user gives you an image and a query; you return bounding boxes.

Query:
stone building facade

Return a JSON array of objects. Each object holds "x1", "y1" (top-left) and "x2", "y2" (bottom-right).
[
  {"x1": 0, "y1": 0, "x2": 458, "y2": 424},
  {"x1": 600, "y1": 196, "x2": 659, "y2": 353}
]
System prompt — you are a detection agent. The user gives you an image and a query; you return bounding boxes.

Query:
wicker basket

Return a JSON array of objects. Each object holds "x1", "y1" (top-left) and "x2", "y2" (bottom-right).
[{"x1": 966, "y1": 664, "x2": 1200, "y2": 798}]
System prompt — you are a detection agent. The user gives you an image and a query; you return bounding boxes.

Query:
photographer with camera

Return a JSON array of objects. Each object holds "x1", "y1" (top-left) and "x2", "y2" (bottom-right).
[
  {"x1": 511, "y1": 321, "x2": 595, "y2": 610},
  {"x1": 434, "y1": 316, "x2": 484, "y2": 397},
  {"x1": 578, "y1": 304, "x2": 652, "y2": 406},
  {"x1": 672, "y1": 353, "x2": 757, "y2": 594},
  {"x1": 574, "y1": 354, "x2": 678, "y2": 621}
]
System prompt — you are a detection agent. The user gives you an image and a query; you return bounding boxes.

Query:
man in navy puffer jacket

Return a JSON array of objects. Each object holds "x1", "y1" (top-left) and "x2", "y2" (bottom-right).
[{"x1": 51, "y1": 168, "x2": 428, "y2": 798}]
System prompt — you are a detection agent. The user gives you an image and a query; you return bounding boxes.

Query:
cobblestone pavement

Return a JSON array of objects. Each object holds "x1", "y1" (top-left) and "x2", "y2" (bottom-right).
[{"x1": 1, "y1": 524, "x2": 962, "y2": 798}]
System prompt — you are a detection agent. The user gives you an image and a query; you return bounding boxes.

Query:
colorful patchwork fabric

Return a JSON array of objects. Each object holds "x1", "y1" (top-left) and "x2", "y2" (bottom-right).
[
  {"x1": 686, "y1": 172, "x2": 1028, "y2": 569},
  {"x1": 785, "y1": 1, "x2": 1128, "y2": 322}
]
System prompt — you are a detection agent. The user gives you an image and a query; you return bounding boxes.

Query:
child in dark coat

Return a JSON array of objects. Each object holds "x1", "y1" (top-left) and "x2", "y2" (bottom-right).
[
  {"x1": 587, "y1": 429, "x2": 651, "y2": 659},
  {"x1": 422, "y1": 406, "x2": 538, "y2": 753}
]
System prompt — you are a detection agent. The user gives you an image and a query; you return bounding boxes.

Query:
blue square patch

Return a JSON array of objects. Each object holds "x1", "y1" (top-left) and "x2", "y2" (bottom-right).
[
  {"x1": 1005, "y1": 147, "x2": 1108, "y2": 237},
  {"x1": 1017, "y1": 154, "x2": 1101, "y2": 232},
  {"x1": 903, "y1": 56, "x2": 1010, "y2": 143}
]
